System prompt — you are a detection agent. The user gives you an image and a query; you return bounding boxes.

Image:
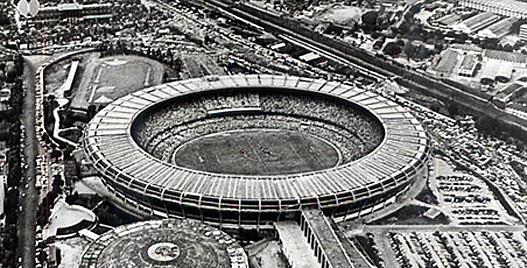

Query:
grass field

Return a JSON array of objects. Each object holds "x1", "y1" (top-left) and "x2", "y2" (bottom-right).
[
  {"x1": 70, "y1": 54, "x2": 165, "y2": 110},
  {"x1": 173, "y1": 130, "x2": 341, "y2": 176}
]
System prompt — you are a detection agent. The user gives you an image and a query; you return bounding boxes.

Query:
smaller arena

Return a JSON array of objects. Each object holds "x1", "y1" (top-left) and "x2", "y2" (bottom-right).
[
  {"x1": 79, "y1": 219, "x2": 248, "y2": 268},
  {"x1": 70, "y1": 54, "x2": 165, "y2": 110}
]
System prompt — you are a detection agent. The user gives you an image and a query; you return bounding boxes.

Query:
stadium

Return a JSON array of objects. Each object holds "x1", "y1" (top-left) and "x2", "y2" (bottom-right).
[
  {"x1": 79, "y1": 219, "x2": 248, "y2": 267},
  {"x1": 84, "y1": 75, "x2": 430, "y2": 227}
]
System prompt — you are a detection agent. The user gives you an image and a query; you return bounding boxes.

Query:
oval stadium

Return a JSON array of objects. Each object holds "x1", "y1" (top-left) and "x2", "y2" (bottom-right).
[{"x1": 84, "y1": 75, "x2": 430, "y2": 227}]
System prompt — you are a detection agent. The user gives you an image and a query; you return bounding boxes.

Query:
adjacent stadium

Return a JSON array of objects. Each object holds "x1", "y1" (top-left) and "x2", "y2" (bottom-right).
[
  {"x1": 79, "y1": 219, "x2": 248, "y2": 268},
  {"x1": 84, "y1": 75, "x2": 430, "y2": 227}
]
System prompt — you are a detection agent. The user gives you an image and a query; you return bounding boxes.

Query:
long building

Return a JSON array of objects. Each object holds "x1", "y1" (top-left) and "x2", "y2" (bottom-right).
[
  {"x1": 453, "y1": 12, "x2": 502, "y2": 34},
  {"x1": 84, "y1": 75, "x2": 430, "y2": 228},
  {"x1": 33, "y1": 2, "x2": 113, "y2": 23},
  {"x1": 460, "y1": 0, "x2": 527, "y2": 19}
]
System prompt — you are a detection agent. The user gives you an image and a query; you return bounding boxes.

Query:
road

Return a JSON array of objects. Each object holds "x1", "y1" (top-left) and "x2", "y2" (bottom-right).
[
  {"x1": 364, "y1": 224, "x2": 527, "y2": 233},
  {"x1": 16, "y1": 57, "x2": 41, "y2": 268}
]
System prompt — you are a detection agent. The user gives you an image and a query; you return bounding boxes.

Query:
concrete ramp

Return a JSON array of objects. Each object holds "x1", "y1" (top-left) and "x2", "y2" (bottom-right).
[{"x1": 274, "y1": 221, "x2": 320, "y2": 268}]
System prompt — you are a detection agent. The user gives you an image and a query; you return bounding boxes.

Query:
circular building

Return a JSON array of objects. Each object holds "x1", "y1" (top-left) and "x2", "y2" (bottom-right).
[
  {"x1": 79, "y1": 219, "x2": 248, "y2": 268},
  {"x1": 84, "y1": 75, "x2": 430, "y2": 227}
]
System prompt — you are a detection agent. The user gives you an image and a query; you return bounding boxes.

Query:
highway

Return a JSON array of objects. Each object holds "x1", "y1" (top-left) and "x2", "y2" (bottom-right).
[
  {"x1": 16, "y1": 58, "x2": 39, "y2": 268},
  {"x1": 364, "y1": 224, "x2": 527, "y2": 233}
]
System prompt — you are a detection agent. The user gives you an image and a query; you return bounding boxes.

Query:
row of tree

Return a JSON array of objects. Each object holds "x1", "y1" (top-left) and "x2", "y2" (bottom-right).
[
  {"x1": 96, "y1": 40, "x2": 183, "y2": 74},
  {"x1": 0, "y1": 54, "x2": 24, "y2": 268}
]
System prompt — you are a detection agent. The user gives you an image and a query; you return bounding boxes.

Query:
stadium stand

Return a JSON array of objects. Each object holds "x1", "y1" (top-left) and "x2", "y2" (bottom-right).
[{"x1": 133, "y1": 90, "x2": 384, "y2": 166}]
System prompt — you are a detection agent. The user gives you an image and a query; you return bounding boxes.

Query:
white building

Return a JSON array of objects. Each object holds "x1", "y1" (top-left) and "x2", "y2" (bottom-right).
[
  {"x1": 483, "y1": 49, "x2": 527, "y2": 66},
  {"x1": 458, "y1": 54, "x2": 479, "y2": 77},
  {"x1": 453, "y1": 12, "x2": 502, "y2": 34},
  {"x1": 0, "y1": 175, "x2": 5, "y2": 223},
  {"x1": 477, "y1": 17, "x2": 518, "y2": 39},
  {"x1": 480, "y1": 60, "x2": 514, "y2": 84},
  {"x1": 520, "y1": 24, "x2": 527, "y2": 40}
]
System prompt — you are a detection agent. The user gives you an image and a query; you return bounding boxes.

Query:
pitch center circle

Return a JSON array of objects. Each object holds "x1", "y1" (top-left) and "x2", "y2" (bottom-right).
[
  {"x1": 173, "y1": 129, "x2": 341, "y2": 176},
  {"x1": 147, "y1": 242, "x2": 180, "y2": 262}
]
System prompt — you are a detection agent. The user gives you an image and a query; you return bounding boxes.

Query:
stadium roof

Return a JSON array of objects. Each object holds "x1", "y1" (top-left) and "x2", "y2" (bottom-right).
[{"x1": 84, "y1": 75, "x2": 429, "y2": 203}]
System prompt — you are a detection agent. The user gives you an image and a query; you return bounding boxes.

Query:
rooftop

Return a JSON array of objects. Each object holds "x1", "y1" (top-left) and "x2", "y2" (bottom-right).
[
  {"x1": 434, "y1": 49, "x2": 459, "y2": 74},
  {"x1": 302, "y1": 209, "x2": 371, "y2": 268},
  {"x1": 436, "y1": 13, "x2": 462, "y2": 26},
  {"x1": 483, "y1": 49, "x2": 527, "y2": 63},
  {"x1": 459, "y1": 54, "x2": 478, "y2": 71},
  {"x1": 40, "y1": 2, "x2": 112, "y2": 11},
  {"x1": 461, "y1": 0, "x2": 527, "y2": 14},
  {"x1": 478, "y1": 17, "x2": 518, "y2": 38}
]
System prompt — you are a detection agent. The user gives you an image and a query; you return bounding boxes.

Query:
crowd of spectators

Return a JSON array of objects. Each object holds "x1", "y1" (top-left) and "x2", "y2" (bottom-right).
[
  {"x1": 148, "y1": 114, "x2": 354, "y2": 164},
  {"x1": 202, "y1": 93, "x2": 260, "y2": 111},
  {"x1": 133, "y1": 91, "x2": 384, "y2": 165}
]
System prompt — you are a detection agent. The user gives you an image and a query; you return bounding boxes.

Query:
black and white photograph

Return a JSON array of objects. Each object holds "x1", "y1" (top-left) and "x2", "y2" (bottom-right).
[{"x1": 1, "y1": 0, "x2": 527, "y2": 267}]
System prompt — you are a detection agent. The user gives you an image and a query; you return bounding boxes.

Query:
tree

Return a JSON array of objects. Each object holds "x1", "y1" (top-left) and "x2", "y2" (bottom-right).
[
  {"x1": 0, "y1": 13, "x2": 9, "y2": 26},
  {"x1": 65, "y1": 191, "x2": 79, "y2": 205},
  {"x1": 416, "y1": 45, "x2": 432, "y2": 59},
  {"x1": 403, "y1": 41, "x2": 417, "y2": 58},
  {"x1": 87, "y1": 104, "x2": 97, "y2": 119},
  {"x1": 15, "y1": 55, "x2": 24, "y2": 76},
  {"x1": 5, "y1": 67, "x2": 16, "y2": 83},
  {"x1": 361, "y1": 11, "x2": 379, "y2": 31},
  {"x1": 500, "y1": 43, "x2": 514, "y2": 52},
  {"x1": 50, "y1": 149, "x2": 62, "y2": 159},
  {"x1": 10, "y1": 79, "x2": 23, "y2": 114},
  {"x1": 52, "y1": 175, "x2": 64, "y2": 193},
  {"x1": 383, "y1": 42, "x2": 403, "y2": 57}
]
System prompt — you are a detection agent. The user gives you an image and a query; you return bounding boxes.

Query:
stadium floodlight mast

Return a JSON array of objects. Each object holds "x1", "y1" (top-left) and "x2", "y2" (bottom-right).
[{"x1": 12, "y1": 0, "x2": 40, "y2": 17}]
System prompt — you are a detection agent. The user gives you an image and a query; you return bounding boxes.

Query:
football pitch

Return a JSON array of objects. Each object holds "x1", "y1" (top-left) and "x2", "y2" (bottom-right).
[{"x1": 173, "y1": 130, "x2": 341, "y2": 176}]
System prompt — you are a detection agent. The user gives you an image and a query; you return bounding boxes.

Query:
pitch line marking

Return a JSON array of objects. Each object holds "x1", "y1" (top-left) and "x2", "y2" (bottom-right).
[{"x1": 88, "y1": 85, "x2": 98, "y2": 104}]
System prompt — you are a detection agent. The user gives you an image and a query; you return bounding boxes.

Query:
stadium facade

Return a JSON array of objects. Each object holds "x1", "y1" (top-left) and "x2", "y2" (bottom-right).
[{"x1": 84, "y1": 75, "x2": 430, "y2": 228}]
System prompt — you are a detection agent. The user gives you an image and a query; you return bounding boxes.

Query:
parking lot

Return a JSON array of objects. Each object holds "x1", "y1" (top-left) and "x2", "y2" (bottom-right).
[
  {"x1": 385, "y1": 230, "x2": 527, "y2": 268},
  {"x1": 431, "y1": 166, "x2": 518, "y2": 225}
]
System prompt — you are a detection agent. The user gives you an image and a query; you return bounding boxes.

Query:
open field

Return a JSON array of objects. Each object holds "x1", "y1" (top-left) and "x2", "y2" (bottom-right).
[
  {"x1": 174, "y1": 130, "x2": 341, "y2": 176},
  {"x1": 315, "y1": 5, "x2": 361, "y2": 25}
]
